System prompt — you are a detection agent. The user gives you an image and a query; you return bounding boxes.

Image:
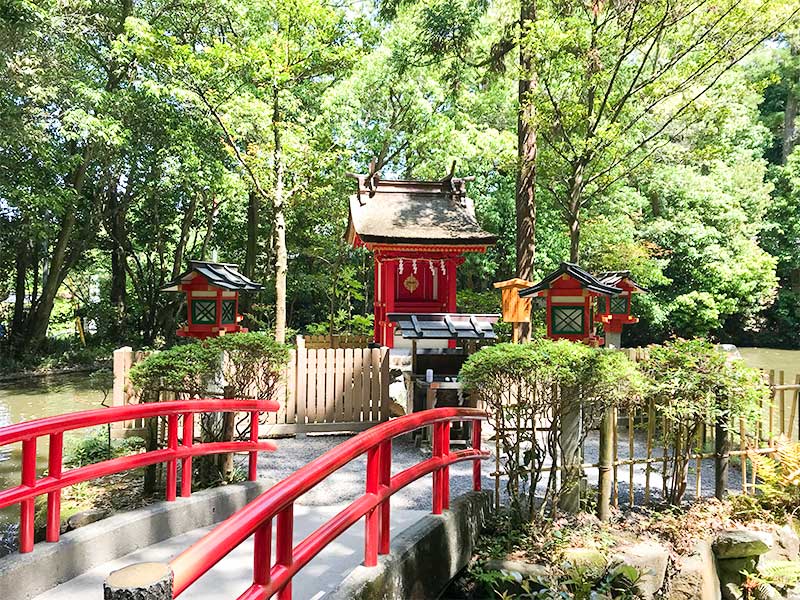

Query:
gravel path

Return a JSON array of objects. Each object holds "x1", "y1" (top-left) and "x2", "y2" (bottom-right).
[
  {"x1": 254, "y1": 423, "x2": 745, "y2": 510},
  {"x1": 255, "y1": 433, "x2": 495, "y2": 511}
]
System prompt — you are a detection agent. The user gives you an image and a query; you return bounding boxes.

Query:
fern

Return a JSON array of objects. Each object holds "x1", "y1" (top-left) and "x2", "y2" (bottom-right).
[
  {"x1": 758, "y1": 561, "x2": 800, "y2": 587},
  {"x1": 748, "y1": 439, "x2": 800, "y2": 511}
]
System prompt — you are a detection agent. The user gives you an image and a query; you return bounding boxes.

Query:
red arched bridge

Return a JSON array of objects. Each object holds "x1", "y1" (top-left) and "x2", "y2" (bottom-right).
[{"x1": 0, "y1": 400, "x2": 488, "y2": 599}]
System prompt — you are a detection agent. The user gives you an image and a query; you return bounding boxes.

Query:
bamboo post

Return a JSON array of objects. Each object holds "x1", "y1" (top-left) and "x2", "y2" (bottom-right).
[
  {"x1": 740, "y1": 417, "x2": 747, "y2": 494},
  {"x1": 695, "y1": 423, "x2": 703, "y2": 499},
  {"x1": 714, "y1": 414, "x2": 729, "y2": 500},
  {"x1": 768, "y1": 369, "x2": 775, "y2": 446},
  {"x1": 612, "y1": 407, "x2": 619, "y2": 507},
  {"x1": 791, "y1": 375, "x2": 800, "y2": 442},
  {"x1": 661, "y1": 415, "x2": 668, "y2": 501},
  {"x1": 597, "y1": 407, "x2": 614, "y2": 521},
  {"x1": 645, "y1": 399, "x2": 655, "y2": 505},
  {"x1": 779, "y1": 370, "x2": 786, "y2": 436},
  {"x1": 628, "y1": 412, "x2": 635, "y2": 507}
]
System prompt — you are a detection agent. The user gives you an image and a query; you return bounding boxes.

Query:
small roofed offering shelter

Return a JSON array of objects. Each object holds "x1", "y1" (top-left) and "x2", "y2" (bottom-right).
[
  {"x1": 346, "y1": 168, "x2": 496, "y2": 348},
  {"x1": 493, "y1": 278, "x2": 534, "y2": 342},
  {"x1": 162, "y1": 260, "x2": 263, "y2": 340}
]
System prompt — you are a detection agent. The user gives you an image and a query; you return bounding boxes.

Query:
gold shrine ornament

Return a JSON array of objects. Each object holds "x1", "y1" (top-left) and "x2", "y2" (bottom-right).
[{"x1": 403, "y1": 274, "x2": 419, "y2": 293}]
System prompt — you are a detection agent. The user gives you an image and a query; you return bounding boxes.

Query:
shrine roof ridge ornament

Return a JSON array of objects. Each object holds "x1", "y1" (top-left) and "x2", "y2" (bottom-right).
[
  {"x1": 518, "y1": 262, "x2": 622, "y2": 297},
  {"x1": 345, "y1": 162, "x2": 497, "y2": 247},
  {"x1": 162, "y1": 260, "x2": 264, "y2": 292}
]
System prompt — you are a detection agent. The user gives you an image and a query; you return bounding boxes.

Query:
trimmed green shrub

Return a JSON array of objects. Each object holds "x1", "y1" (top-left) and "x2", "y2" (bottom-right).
[
  {"x1": 129, "y1": 342, "x2": 221, "y2": 395},
  {"x1": 641, "y1": 338, "x2": 768, "y2": 504},
  {"x1": 460, "y1": 340, "x2": 642, "y2": 520}
]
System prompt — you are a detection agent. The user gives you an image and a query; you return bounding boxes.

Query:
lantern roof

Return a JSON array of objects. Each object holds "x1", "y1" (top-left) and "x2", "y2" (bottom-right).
[
  {"x1": 518, "y1": 262, "x2": 622, "y2": 297},
  {"x1": 345, "y1": 171, "x2": 496, "y2": 247},
  {"x1": 595, "y1": 271, "x2": 648, "y2": 293},
  {"x1": 162, "y1": 260, "x2": 264, "y2": 292}
]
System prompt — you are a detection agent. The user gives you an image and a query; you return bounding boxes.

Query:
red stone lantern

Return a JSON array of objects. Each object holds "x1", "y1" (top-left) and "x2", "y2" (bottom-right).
[
  {"x1": 518, "y1": 262, "x2": 621, "y2": 346},
  {"x1": 593, "y1": 271, "x2": 647, "y2": 348},
  {"x1": 162, "y1": 260, "x2": 263, "y2": 340},
  {"x1": 346, "y1": 171, "x2": 496, "y2": 348}
]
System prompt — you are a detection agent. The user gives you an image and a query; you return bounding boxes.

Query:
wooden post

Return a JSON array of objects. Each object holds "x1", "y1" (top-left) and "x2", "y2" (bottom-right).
[
  {"x1": 112, "y1": 346, "x2": 133, "y2": 433},
  {"x1": 104, "y1": 563, "x2": 173, "y2": 600},
  {"x1": 597, "y1": 407, "x2": 613, "y2": 520},
  {"x1": 559, "y1": 390, "x2": 581, "y2": 514},
  {"x1": 714, "y1": 416, "x2": 729, "y2": 500}
]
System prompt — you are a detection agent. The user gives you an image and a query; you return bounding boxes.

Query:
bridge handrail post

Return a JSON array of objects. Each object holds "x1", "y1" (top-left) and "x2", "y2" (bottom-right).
[
  {"x1": 364, "y1": 445, "x2": 381, "y2": 567},
  {"x1": 276, "y1": 503, "x2": 294, "y2": 600},
  {"x1": 181, "y1": 413, "x2": 193, "y2": 497},
  {"x1": 253, "y1": 518, "x2": 272, "y2": 587},
  {"x1": 46, "y1": 432, "x2": 64, "y2": 543},
  {"x1": 20, "y1": 437, "x2": 37, "y2": 553},
  {"x1": 432, "y1": 422, "x2": 444, "y2": 515},
  {"x1": 248, "y1": 410, "x2": 259, "y2": 481},
  {"x1": 378, "y1": 439, "x2": 391, "y2": 556},
  {"x1": 166, "y1": 414, "x2": 179, "y2": 501},
  {"x1": 443, "y1": 421, "x2": 451, "y2": 510}
]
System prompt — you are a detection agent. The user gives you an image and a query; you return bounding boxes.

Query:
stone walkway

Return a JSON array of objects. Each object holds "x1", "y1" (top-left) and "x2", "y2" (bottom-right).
[{"x1": 34, "y1": 503, "x2": 426, "y2": 600}]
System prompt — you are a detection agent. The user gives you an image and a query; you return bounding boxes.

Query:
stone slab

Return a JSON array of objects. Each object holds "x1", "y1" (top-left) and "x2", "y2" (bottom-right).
[
  {"x1": 0, "y1": 481, "x2": 273, "y2": 600},
  {"x1": 330, "y1": 491, "x2": 492, "y2": 600}
]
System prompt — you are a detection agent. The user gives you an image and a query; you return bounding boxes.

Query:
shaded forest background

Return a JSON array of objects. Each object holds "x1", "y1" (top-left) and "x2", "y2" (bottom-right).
[{"x1": 1, "y1": 0, "x2": 799, "y2": 366}]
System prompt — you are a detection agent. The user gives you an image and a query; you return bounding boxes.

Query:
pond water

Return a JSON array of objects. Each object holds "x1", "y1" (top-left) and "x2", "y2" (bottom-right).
[
  {"x1": 0, "y1": 374, "x2": 104, "y2": 528},
  {"x1": 737, "y1": 347, "x2": 800, "y2": 375}
]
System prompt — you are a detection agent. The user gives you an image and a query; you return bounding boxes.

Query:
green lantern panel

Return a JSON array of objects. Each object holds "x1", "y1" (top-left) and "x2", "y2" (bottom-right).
[
  {"x1": 552, "y1": 306, "x2": 585, "y2": 335},
  {"x1": 610, "y1": 296, "x2": 629, "y2": 314},
  {"x1": 221, "y1": 299, "x2": 236, "y2": 324},
  {"x1": 192, "y1": 299, "x2": 217, "y2": 325}
]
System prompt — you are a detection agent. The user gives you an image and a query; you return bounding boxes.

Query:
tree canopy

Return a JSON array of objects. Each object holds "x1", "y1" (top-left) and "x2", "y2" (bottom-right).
[{"x1": 1, "y1": 0, "x2": 799, "y2": 361}]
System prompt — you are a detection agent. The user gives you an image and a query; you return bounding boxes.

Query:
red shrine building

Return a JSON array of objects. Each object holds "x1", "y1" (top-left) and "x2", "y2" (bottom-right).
[
  {"x1": 162, "y1": 260, "x2": 263, "y2": 340},
  {"x1": 346, "y1": 173, "x2": 496, "y2": 348},
  {"x1": 518, "y1": 262, "x2": 645, "y2": 348}
]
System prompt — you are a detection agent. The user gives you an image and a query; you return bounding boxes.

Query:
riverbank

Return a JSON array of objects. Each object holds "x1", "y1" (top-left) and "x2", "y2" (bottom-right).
[{"x1": 0, "y1": 363, "x2": 107, "y2": 384}]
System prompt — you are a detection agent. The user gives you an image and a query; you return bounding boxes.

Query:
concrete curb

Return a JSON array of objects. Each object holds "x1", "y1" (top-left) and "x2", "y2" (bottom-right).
[
  {"x1": 0, "y1": 480, "x2": 272, "y2": 600},
  {"x1": 330, "y1": 490, "x2": 493, "y2": 600}
]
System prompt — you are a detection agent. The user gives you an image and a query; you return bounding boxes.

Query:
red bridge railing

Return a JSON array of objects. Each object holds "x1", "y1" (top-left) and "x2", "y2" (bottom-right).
[
  {"x1": 0, "y1": 398, "x2": 279, "y2": 553},
  {"x1": 169, "y1": 407, "x2": 488, "y2": 600}
]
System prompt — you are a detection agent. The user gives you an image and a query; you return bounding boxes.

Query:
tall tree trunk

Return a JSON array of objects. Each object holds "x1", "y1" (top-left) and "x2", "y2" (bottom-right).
[
  {"x1": 10, "y1": 238, "x2": 29, "y2": 350},
  {"x1": 515, "y1": 0, "x2": 537, "y2": 282},
  {"x1": 567, "y1": 162, "x2": 585, "y2": 263},
  {"x1": 782, "y1": 44, "x2": 799, "y2": 164},
  {"x1": 245, "y1": 190, "x2": 259, "y2": 279},
  {"x1": 567, "y1": 161, "x2": 586, "y2": 263},
  {"x1": 272, "y1": 91, "x2": 288, "y2": 344},
  {"x1": 109, "y1": 188, "x2": 127, "y2": 335},
  {"x1": 172, "y1": 196, "x2": 197, "y2": 278},
  {"x1": 27, "y1": 210, "x2": 79, "y2": 345}
]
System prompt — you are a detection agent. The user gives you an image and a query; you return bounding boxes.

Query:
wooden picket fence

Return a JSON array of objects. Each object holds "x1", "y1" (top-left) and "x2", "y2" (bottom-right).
[
  {"x1": 303, "y1": 334, "x2": 373, "y2": 350},
  {"x1": 112, "y1": 336, "x2": 390, "y2": 437}
]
